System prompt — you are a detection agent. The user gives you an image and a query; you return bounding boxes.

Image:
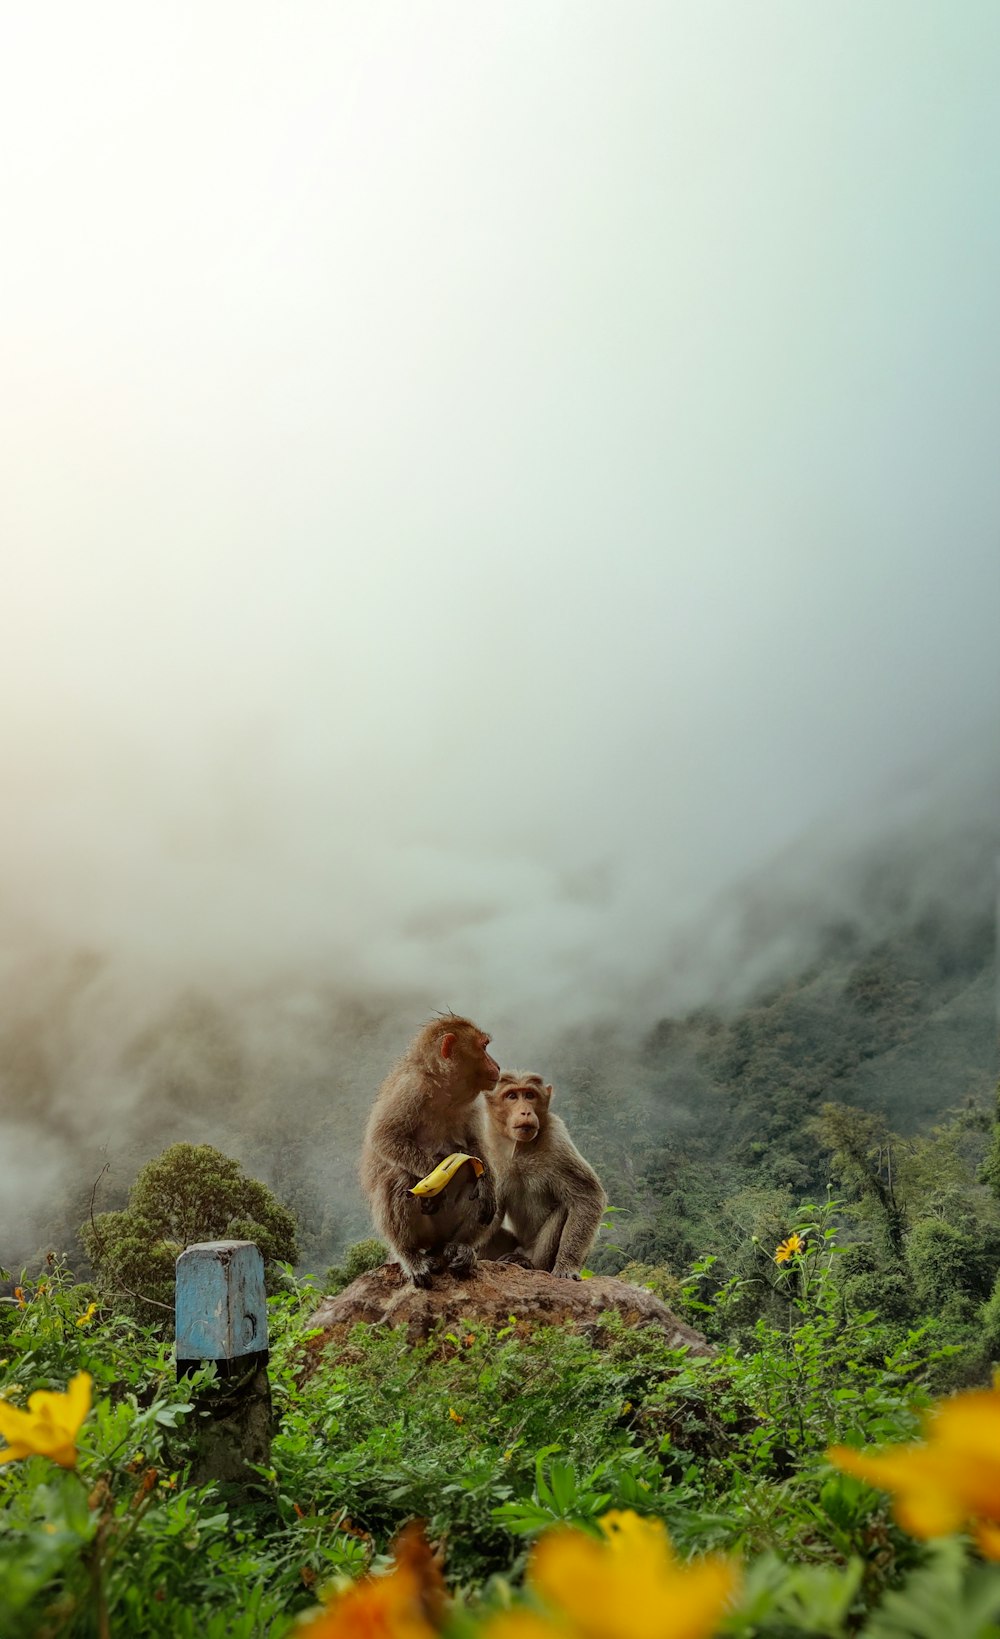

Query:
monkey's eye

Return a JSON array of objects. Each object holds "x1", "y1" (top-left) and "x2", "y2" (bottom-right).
[
  {"x1": 523, "y1": 1089, "x2": 536, "y2": 1100},
  {"x1": 504, "y1": 1090, "x2": 518, "y2": 1100}
]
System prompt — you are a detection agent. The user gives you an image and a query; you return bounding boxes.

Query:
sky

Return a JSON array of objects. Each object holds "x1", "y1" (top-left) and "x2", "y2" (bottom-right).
[{"x1": 1, "y1": 1, "x2": 998, "y2": 1062}]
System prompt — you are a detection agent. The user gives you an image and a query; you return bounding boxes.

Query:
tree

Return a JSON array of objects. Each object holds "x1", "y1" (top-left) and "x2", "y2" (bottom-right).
[
  {"x1": 978, "y1": 1080, "x2": 1000, "y2": 1203},
  {"x1": 812, "y1": 1103, "x2": 906, "y2": 1258},
  {"x1": 81, "y1": 1143, "x2": 299, "y2": 1326}
]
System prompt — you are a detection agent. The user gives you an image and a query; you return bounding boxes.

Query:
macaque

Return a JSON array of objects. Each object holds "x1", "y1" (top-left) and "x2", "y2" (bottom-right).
[
  {"x1": 360, "y1": 1015, "x2": 500, "y2": 1288},
  {"x1": 481, "y1": 1072, "x2": 606, "y2": 1279}
]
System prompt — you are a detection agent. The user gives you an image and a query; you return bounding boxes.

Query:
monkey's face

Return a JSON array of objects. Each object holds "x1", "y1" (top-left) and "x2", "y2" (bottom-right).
[
  {"x1": 490, "y1": 1076, "x2": 552, "y2": 1142},
  {"x1": 439, "y1": 1023, "x2": 500, "y2": 1096}
]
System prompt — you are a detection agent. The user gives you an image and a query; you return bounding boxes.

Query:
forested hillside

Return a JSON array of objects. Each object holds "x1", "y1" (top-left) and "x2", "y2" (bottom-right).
[{"x1": 1, "y1": 790, "x2": 996, "y2": 1292}]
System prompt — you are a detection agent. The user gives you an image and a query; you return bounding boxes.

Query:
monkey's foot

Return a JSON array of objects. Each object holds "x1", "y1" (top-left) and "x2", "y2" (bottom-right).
[
  {"x1": 442, "y1": 1243, "x2": 477, "y2": 1278},
  {"x1": 552, "y1": 1270, "x2": 582, "y2": 1280},
  {"x1": 498, "y1": 1251, "x2": 534, "y2": 1271},
  {"x1": 407, "y1": 1256, "x2": 435, "y2": 1288}
]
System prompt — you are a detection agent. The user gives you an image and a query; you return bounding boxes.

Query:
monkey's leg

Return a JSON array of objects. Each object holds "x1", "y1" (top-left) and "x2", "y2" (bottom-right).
[
  {"x1": 526, "y1": 1207, "x2": 570, "y2": 1274},
  {"x1": 401, "y1": 1251, "x2": 436, "y2": 1287},
  {"x1": 380, "y1": 1171, "x2": 439, "y2": 1287},
  {"x1": 551, "y1": 1196, "x2": 605, "y2": 1279},
  {"x1": 480, "y1": 1225, "x2": 519, "y2": 1260}
]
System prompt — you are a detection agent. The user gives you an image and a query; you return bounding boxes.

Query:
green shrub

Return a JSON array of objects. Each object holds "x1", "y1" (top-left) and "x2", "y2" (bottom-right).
[{"x1": 79, "y1": 1143, "x2": 298, "y2": 1327}]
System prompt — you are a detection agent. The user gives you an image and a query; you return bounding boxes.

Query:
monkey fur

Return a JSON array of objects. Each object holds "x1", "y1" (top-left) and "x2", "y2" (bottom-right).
[
  {"x1": 360, "y1": 1015, "x2": 500, "y2": 1288},
  {"x1": 481, "y1": 1071, "x2": 607, "y2": 1279}
]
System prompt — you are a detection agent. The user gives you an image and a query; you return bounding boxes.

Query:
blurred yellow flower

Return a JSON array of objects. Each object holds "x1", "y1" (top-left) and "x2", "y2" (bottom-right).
[
  {"x1": 76, "y1": 1303, "x2": 99, "y2": 1328},
  {"x1": 829, "y1": 1384, "x2": 1000, "y2": 1557},
  {"x1": 774, "y1": 1233, "x2": 804, "y2": 1265},
  {"x1": 13, "y1": 1288, "x2": 26, "y2": 1309},
  {"x1": 448, "y1": 1407, "x2": 464, "y2": 1425},
  {"x1": 484, "y1": 1510, "x2": 739, "y2": 1639},
  {"x1": 0, "y1": 1371, "x2": 92, "y2": 1469},
  {"x1": 298, "y1": 1521, "x2": 443, "y2": 1639}
]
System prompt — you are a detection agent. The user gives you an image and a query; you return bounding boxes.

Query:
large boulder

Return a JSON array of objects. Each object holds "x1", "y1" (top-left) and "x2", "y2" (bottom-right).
[{"x1": 303, "y1": 1259, "x2": 712, "y2": 1356}]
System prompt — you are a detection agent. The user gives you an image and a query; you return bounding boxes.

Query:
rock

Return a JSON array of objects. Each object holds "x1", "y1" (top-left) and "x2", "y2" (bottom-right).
[{"x1": 302, "y1": 1259, "x2": 713, "y2": 1359}]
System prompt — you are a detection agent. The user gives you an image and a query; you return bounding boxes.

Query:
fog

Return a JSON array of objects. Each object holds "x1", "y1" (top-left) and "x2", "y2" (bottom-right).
[{"x1": 1, "y1": 4, "x2": 998, "y2": 1259}]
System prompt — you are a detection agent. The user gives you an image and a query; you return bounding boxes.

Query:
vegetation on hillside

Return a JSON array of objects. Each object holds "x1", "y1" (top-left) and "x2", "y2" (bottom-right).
[{"x1": 5, "y1": 1150, "x2": 1000, "y2": 1636}]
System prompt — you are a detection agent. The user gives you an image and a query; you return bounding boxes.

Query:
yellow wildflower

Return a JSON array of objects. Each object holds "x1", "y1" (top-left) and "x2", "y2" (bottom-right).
[
  {"x1": 829, "y1": 1385, "x2": 1000, "y2": 1558},
  {"x1": 76, "y1": 1302, "x2": 99, "y2": 1328},
  {"x1": 774, "y1": 1233, "x2": 804, "y2": 1265},
  {"x1": 297, "y1": 1521, "x2": 442, "y2": 1638},
  {"x1": 13, "y1": 1288, "x2": 26, "y2": 1309},
  {"x1": 484, "y1": 1509, "x2": 739, "y2": 1639},
  {"x1": 448, "y1": 1407, "x2": 464, "y2": 1425},
  {"x1": 0, "y1": 1371, "x2": 92, "y2": 1469}
]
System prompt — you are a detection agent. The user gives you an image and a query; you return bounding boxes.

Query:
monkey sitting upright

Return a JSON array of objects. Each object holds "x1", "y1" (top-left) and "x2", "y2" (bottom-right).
[
  {"x1": 359, "y1": 1015, "x2": 500, "y2": 1288},
  {"x1": 481, "y1": 1071, "x2": 606, "y2": 1279}
]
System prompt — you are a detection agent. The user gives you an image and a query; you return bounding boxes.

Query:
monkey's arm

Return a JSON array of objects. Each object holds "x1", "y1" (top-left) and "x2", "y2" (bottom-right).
[
  {"x1": 467, "y1": 1158, "x2": 498, "y2": 1230},
  {"x1": 454, "y1": 1123, "x2": 497, "y2": 1228}
]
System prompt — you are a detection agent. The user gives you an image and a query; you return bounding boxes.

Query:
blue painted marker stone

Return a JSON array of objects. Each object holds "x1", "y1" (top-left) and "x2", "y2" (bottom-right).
[
  {"x1": 176, "y1": 1240, "x2": 268, "y2": 1376},
  {"x1": 175, "y1": 1240, "x2": 272, "y2": 1485}
]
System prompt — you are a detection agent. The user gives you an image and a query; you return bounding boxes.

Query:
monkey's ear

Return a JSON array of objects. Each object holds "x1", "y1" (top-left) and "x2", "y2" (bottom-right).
[
  {"x1": 440, "y1": 1032, "x2": 457, "y2": 1059},
  {"x1": 546, "y1": 1084, "x2": 554, "y2": 1099}
]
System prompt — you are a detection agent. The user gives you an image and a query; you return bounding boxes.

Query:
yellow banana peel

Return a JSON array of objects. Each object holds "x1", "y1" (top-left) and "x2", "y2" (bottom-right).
[{"x1": 410, "y1": 1153, "x2": 485, "y2": 1197}]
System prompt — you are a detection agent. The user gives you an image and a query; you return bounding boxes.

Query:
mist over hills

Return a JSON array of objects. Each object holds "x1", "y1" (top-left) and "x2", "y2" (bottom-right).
[{"x1": 2, "y1": 764, "x2": 995, "y2": 1276}]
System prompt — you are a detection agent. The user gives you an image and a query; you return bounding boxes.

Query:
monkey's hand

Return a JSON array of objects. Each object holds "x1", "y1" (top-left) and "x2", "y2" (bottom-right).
[
  {"x1": 443, "y1": 1242, "x2": 477, "y2": 1278},
  {"x1": 475, "y1": 1178, "x2": 498, "y2": 1225}
]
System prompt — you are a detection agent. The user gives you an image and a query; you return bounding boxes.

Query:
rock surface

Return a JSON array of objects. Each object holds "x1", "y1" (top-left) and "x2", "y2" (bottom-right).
[{"x1": 303, "y1": 1259, "x2": 712, "y2": 1357}]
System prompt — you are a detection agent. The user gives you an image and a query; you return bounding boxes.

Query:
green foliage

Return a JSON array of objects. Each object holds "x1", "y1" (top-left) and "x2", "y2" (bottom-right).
[
  {"x1": 3, "y1": 1206, "x2": 990, "y2": 1639},
  {"x1": 615, "y1": 1261, "x2": 685, "y2": 1306},
  {"x1": 79, "y1": 1144, "x2": 299, "y2": 1326},
  {"x1": 4, "y1": 1186, "x2": 1000, "y2": 1635},
  {"x1": 323, "y1": 1236, "x2": 388, "y2": 1294}
]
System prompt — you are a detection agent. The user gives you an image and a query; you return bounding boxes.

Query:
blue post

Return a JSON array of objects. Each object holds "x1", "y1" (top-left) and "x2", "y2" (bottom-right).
[
  {"x1": 175, "y1": 1240, "x2": 272, "y2": 1484},
  {"x1": 175, "y1": 1240, "x2": 268, "y2": 1376}
]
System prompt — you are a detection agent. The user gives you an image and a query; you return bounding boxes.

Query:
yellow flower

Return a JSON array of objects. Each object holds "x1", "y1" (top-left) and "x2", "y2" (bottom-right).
[
  {"x1": 76, "y1": 1302, "x2": 98, "y2": 1328},
  {"x1": 0, "y1": 1371, "x2": 92, "y2": 1469},
  {"x1": 484, "y1": 1510, "x2": 739, "y2": 1639},
  {"x1": 774, "y1": 1233, "x2": 804, "y2": 1265},
  {"x1": 297, "y1": 1521, "x2": 442, "y2": 1638},
  {"x1": 828, "y1": 1384, "x2": 1000, "y2": 1557},
  {"x1": 448, "y1": 1407, "x2": 464, "y2": 1425},
  {"x1": 13, "y1": 1288, "x2": 26, "y2": 1309}
]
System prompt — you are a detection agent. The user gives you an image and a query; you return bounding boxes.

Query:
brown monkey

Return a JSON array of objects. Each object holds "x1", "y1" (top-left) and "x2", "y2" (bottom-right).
[
  {"x1": 481, "y1": 1071, "x2": 606, "y2": 1279},
  {"x1": 359, "y1": 1015, "x2": 500, "y2": 1288}
]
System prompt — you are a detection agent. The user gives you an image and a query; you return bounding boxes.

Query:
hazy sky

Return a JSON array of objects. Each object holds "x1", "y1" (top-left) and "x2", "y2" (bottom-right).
[{"x1": 2, "y1": 2, "x2": 998, "y2": 1034}]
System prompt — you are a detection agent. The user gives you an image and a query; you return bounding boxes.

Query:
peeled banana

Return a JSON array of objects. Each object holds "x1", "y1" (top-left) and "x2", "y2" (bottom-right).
[{"x1": 410, "y1": 1152, "x2": 485, "y2": 1197}]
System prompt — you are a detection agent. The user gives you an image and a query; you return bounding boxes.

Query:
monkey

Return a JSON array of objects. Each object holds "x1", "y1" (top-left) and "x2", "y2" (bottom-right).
[
  {"x1": 480, "y1": 1071, "x2": 607, "y2": 1279},
  {"x1": 359, "y1": 1015, "x2": 501, "y2": 1288}
]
